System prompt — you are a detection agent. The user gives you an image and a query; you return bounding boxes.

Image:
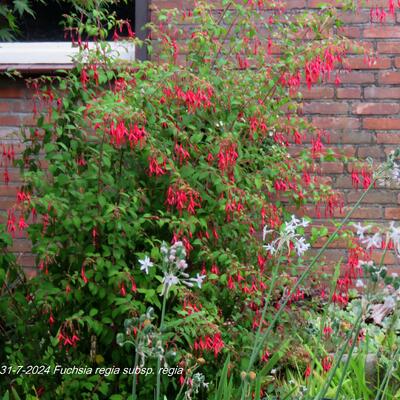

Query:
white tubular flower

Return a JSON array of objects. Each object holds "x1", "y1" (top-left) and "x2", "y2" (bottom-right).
[
  {"x1": 162, "y1": 273, "x2": 180, "y2": 295},
  {"x1": 352, "y1": 222, "x2": 371, "y2": 240},
  {"x1": 300, "y1": 218, "x2": 310, "y2": 228},
  {"x1": 362, "y1": 232, "x2": 382, "y2": 249},
  {"x1": 177, "y1": 259, "x2": 188, "y2": 270},
  {"x1": 139, "y1": 256, "x2": 154, "y2": 274},
  {"x1": 263, "y1": 243, "x2": 277, "y2": 254},
  {"x1": 294, "y1": 237, "x2": 310, "y2": 257},
  {"x1": 190, "y1": 273, "x2": 206, "y2": 289}
]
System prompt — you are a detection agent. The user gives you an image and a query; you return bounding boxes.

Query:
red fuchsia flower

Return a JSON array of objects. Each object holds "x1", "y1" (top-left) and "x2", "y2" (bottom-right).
[
  {"x1": 351, "y1": 169, "x2": 360, "y2": 189},
  {"x1": 305, "y1": 364, "x2": 312, "y2": 378},
  {"x1": 227, "y1": 275, "x2": 235, "y2": 290},
  {"x1": 49, "y1": 312, "x2": 55, "y2": 326},
  {"x1": 148, "y1": 156, "x2": 167, "y2": 176},
  {"x1": 17, "y1": 190, "x2": 31, "y2": 204},
  {"x1": 130, "y1": 275, "x2": 137, "y2": 293},
  {"x1": 323, "y1": 325, "x2": 333, "y2": 338},
  {"x1": 389, "y1": 0, "x2": 395, "y2": 16},
  {"x1": 109, "y1": 120, "x2": 127, "y2": 147},
  {"x1": 3, "y1": 167, "x2": 9, "y2": 185},
  {"x1": 119, "y1": 282, "x2": 127, "y2": 297},
  {"x1": 174, "y1": 143, "x2": 190, "y2": 165},
  {"x1": 128, "y1": 124, "x2": 147, "y2": 148},
  {"x1": 165, "y1": 185, "x2": 201, "y2": 215},
  {"x1": 322, "y1": 356, "x2": 333, "y2": 372},
  {"x1": 211, "y1": 263, "x2": 220, "y2": 275},
  {"x1": 261, "y1": 349, "x2": 270, "y2": 363},
  {"x1": 7, "y1": 209, "x2": 16, "y2": 235},
  {"x1": 167, "y1": 85, "x2": 214, "y2": 113},
  {"x1": 236, "y1": 54, "x2": 250, "y2": 70},
  {"x1": 81, "y1": 264, "x2": 88, "y2": 285},
  {"x1": 182, "y1": 299, "x2": 202, "y2": 316},
  {"x1": 80, "y1": 68, "x2": 89, "y2": 90},
  {"x1": 217, "y1": 141, "x2": 238, "y2": 178},
  {"x1": 194, "y1": 333, "x2": 224, "y2": 358},
  {"x1": 361, "y1": 169, "x2": 372, "y2": 189},
  {"x1": 311, "y1": 130, "x2": 326, "y2": 158},
  {"x1": 18, "y1": 215, "x2": 28, "y2": 231}
]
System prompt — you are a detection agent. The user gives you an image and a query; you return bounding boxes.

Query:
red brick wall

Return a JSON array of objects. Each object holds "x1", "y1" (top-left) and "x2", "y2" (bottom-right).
[
  {"x1": 1, "y1": 0, "x2": 399, "y2": 269},
  {"x1": 0, "y1": 77, "x2": 35, "y2": 271}
]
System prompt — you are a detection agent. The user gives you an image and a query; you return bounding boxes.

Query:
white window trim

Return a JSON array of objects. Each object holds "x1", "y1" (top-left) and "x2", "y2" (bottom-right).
[{"x1": 0, "y1": 42, "x2": 135, "y2": 72}]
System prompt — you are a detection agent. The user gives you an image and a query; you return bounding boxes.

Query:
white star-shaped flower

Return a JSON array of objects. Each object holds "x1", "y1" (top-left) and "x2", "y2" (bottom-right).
[
  {"x1": 139, "y1": 256, "x2": 154, "y2": 274},
  {"x1": 352, "y1": 222, "x2": 371, "y2": 240},
  {"x1": 190, "y1": 273, "x2": 206, "y2": 289}
]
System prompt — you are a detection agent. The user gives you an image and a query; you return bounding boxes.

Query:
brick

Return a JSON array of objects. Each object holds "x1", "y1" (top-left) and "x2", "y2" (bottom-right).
[
  {"x1": 363, "y1": 118, "x2": 400, "y2": 130},
  {"x1": 377, "y1": 42, "x2": 400, "y2": 54},
  {"x1": 0, "y1": 114, "x2": 35, "y2": 126},
  {"x1": 337, "y1": 87, "x2": 361, "y2": 99},
  {"x1": 337, "y1": 10, "x2": 370, "y2": 23},
  {"x1": 319, "y1": 161, "x2": 344, "y2": 173},
  {"x1": 312, "y1": 117, "x2": 360, "y2": 129},
  {"x1": 0, "y1": 87, "x2": 29, "y2": 99},
  {"x1": 303, "y1": 102, "x2": 348, "y2": 114},
  {"x1": 378, "y1": 72, "x2": 400, "y2": 84},
  {"x1": 347, "y1": 190, "x2": 397, "y2": 204},
  {"x1": 370, "y1": 251, "x2": 397, "y2": 265},
  {"x1": 364, "y1": 26, "x2": 400, "y2": 38},
  {"x1": 365, "y1": 87, "x2": 400, "y2": 99},
  {"x1": 344, "y1": 57, "x2": 391, "y2": 69},
  {"x1": 357, "y1": 146, "x2": 385, "y2": 158},
  {"x1": 395, "y1": 58, "x2": 400, "y2": 68},
  {"x1": 300, "y1": 86, "x2": 334, "y2": 99},
  {"x1": 385, "y1": 208, "x2": 400, "y2": 219},
  {"x1": 338, "y1": 26, "x2": 361, "y2": 38},
  {"x1": 342, "y1": 206, "x2": 383, "y2": 219},
  {"x1": 284, "y1": 0, "x2": 308, "y2": 8},
  {"x1": 333, "y1": 72, "x2": 374, "y2": 84},
  {"x1": 329, "y1": 131, "x2": 374, "y2": 144},
  {"x1": 377, "y1": 133, "x2": 400, "y2": 144},
  {"x1": 352, "y1": 102, "x2": 400, "y2": 115}
]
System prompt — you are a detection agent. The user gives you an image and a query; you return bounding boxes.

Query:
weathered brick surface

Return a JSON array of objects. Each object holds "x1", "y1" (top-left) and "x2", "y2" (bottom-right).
[{"x1": 1, "y1": 1, "x2": 400, "y2": 270}]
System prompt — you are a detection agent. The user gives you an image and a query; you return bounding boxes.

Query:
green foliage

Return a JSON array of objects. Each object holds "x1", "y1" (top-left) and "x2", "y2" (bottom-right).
[{"x1": 0, "y1": 0, "x2": 363, "y2": 399}]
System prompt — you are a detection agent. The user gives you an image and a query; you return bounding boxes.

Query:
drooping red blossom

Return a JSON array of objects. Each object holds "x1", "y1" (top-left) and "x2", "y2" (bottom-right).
[
  {"x1": 81, "y1": 264, "x2": 88, "y2": 284},
  {"x1": 148, "y1": 156, "x2": 167, "y2": 176},
  {"x1": 193, "y1": 332, "x2": 224, "y2": 358},
  {"x1": 323, "y1": 325, "x2": 333, "y2": 338},
  {"x1": 165, "y1": 184, "x2": 201, "y2": 215},
  {"x1": 322, "y1": 356, "x2": 333, "y2": 372}
]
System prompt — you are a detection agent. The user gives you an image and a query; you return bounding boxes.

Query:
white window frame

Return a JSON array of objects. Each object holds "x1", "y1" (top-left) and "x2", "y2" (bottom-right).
[{"x1": 0, "y1": 42, "x2": 135, "y2": 72}]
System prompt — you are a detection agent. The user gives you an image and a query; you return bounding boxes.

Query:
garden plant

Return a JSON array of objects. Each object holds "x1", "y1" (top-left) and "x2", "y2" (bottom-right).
[{"x1": 1, "y1": 0, "x2": 400, "y2": 399}]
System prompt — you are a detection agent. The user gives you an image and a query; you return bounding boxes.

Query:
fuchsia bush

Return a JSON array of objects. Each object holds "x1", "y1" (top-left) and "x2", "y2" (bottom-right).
[{"x1": 1, "y1": 0, "x2": 398, "y2": 399}]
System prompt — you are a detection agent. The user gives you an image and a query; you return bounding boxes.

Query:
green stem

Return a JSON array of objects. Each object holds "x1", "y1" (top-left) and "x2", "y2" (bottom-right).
[
  {"x1": 132, "y1": 338, "x2": 140, "y2": 400},
  {"x1": 156, "y1": 291, "x2": 168, "y2": 400}
]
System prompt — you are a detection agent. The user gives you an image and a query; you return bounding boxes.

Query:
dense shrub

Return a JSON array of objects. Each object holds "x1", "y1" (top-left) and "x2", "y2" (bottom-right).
[{"x1": 0, "y1": 1, "x2": 369, "y2": 398}]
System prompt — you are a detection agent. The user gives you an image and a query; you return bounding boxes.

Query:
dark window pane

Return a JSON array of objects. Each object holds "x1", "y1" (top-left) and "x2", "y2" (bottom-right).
[{"x1": 18, "y1": 1, "x2": 135, "y2": 42}]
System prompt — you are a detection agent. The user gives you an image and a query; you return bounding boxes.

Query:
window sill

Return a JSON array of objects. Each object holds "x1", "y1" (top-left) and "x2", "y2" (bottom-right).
[{"x1": 0, "y1": 42, "x2": 135, "y2": 72}]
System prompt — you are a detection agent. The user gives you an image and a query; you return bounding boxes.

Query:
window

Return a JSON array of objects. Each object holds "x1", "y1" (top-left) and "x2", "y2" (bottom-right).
[{"x1": 0, "y1": 0, "x2": 148, "y2": 72}]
